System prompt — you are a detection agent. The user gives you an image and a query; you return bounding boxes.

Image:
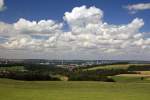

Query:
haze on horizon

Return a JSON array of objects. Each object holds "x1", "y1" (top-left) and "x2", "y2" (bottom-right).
[{"x1": 0, "y1": 0, "x2": 150, "y2": 60}]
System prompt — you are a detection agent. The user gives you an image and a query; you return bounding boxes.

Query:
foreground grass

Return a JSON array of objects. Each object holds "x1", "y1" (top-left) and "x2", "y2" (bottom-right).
[{"x1": 0, "y1": 79, "x2": 150, "y2": 100}]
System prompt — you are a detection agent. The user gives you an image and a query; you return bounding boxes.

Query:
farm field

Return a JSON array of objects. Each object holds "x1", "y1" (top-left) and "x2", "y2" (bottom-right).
[
  {"x1": 0, "y1": 66, "x2": 24, "y2": 71},
  {"x1": 83, "y1": 64, "x2": 150, "y2": 71},
  {"x1": 83, "y1": 64, "x2": 130, "y2": 71},
  {"x1": 115, "y1": 71, "x2": 150, "y2": 78},
  {"x1": 111, "y1": 75, "x2": 150, "y2": 83},
  {"x1": 1, "y1": 78, "x2": 150, "y2": 100}
]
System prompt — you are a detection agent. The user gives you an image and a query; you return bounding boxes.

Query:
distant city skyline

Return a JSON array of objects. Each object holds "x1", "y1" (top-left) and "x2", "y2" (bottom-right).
[{"x1": 0, "y1": 0, "x2": 150, "y2": 60}]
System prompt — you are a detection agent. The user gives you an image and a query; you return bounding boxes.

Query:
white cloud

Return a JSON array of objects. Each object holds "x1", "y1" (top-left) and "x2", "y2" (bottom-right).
[
  {"x1": 0, "y1": 0, "x2": 5, "y2": 11},
  {"x1": 0, "y1": 18, "x2": 63, "y2": 51},
  {"x1": 14, "y1": 18, "x2": 63, "y2": 36},
  {"x1": 125, "y1": 3, "x2": 150, "y2": 14},
  {"x1": 0, "y1": 22, "x2": 14, "y2": 36},
  {"x1": 0, "y1": 5, "x2": 150, "y2": 59},
  {"x1": 64, "y1": 5, "x2": 103, "y2": 33},
  {"x1": 62, "y1": 6, "x2": 148, "y2": 54}
]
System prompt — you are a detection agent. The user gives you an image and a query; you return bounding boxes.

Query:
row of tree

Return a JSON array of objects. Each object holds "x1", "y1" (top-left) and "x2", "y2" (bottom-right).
[{"x1": 0, "y1": 63, "x2": 150, "y2": 81}]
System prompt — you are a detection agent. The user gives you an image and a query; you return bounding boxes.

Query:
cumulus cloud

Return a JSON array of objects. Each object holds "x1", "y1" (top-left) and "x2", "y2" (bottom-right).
[
  {"x1": 125, "y1": 3, "x2": 150, "y2": 14},
  {"x1": 62, "y1": 6, "x2": 149, "y2": 54},
  {"x1": 0, "y1": 18, "x2": 63, "y2": 51},
  {"x1": 0, "y1": 0, "x2": 6, "y2": 11},
  {"x1": 64, "y1": 5, "x2": 103, "y2": 33},
  {"x1": 0, "y1": 5, "x2": 150, "y2": 59},
  {"x1": 14, "y1": 18, "x2": 63, "y2": 36}
]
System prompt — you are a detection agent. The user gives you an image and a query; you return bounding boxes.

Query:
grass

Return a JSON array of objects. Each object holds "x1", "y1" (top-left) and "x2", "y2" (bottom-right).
[
  {"x1": 111, "y1": 70, "x2": 150, "y2": 83},
  {"x1": 83, "y1": 64, "x2": 150, "y2": 71},
  {"x1": 0, "y1": 66, "x2": 25, "y2": 71},
  {"x1": 1, "y1": 78, "x2": 150, "y2": 100},
  {"x1": 83, "y1": 64, "x2": 130, "y2": 71},
  {"x1": 111, "y1": 76, "x2": 150, "y2": 83},
  {"x1": 1, "y1": 64, "x2": 150, "y2": 100},
  {"x1": 136, "y1": 71, "x2": 150, "y2": 75}
]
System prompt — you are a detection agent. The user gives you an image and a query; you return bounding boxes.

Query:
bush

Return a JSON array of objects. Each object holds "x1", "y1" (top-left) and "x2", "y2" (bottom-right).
[
  {"x1": 128, "y1": 65, "x2": 150, "y2": 71},
  {"x1": 0, "y1": 71, "x2": 61, "y2": 81}
]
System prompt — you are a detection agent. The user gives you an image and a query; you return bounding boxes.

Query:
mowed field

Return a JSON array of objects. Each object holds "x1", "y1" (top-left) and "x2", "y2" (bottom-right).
[
  {"x1": 83, "y1": 64, "x2": 150, "y2": 71},
  {"x1": 1, "y1": 79, "x2": 150, "y2": 100},
  {"x1": 83, "y1": 64, "x2": 130, "y2": 71}
]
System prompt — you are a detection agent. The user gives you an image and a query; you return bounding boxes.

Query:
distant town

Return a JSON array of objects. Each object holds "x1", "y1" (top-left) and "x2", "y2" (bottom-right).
[{"x1": 1, "y1": 57, "x2": 150, "y2": 69}]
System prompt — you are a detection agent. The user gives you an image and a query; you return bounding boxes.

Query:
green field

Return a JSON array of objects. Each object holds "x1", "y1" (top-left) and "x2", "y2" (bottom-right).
[
  {"x1": 83, "y1": 64, "x2": 130, "y2": 71},
  {"x1": 111, "y1": 76, "x2": 150, "y2": 83},
  {"x1": 0, "y1": 78, "x2": 150, "y2": 100},
  {"x1": 0, "y1": 66, "x2": 25, "y2": 71},
  {"x1": 1, "y1": 64, "x2": 150, "y2": 100},
  {"x1": 83, "y1": 64, "x2": 150, "y2": 71}
]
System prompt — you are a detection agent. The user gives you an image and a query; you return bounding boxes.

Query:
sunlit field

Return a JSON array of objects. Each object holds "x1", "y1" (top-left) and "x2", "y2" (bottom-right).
[{"x1": 0, "y1": 78, "x2": 150, "y2": 100}]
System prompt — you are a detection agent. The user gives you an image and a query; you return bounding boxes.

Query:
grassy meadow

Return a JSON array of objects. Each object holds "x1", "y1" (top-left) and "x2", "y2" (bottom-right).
[
  {"x1": 0, "y1": 78, "x2": 150, "y2": 100},
  {"x1": 83, "y1": 64, "x2": 150, "y2": 71},
  {"x1": 83, "y1": 64, "x2": 129, "y2": 71},
  {"x1": 1, "y1": 64, "x2": 150, "y2": 100}
]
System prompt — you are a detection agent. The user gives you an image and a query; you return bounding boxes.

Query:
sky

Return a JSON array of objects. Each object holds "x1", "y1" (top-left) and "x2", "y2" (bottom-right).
[{"x1": 0, "y1": 0, "x2": 150, "y2": 60}]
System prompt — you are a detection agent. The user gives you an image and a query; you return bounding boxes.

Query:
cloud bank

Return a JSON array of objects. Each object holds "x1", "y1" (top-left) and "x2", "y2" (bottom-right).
[
  {"x1": 0, "y1": 0, "x2": 5, "y2": 11},
  {"x1": 125, "y1": 3, "x2": 150, "y2": 14},
  {"x1": 0, "y1": 5, "x2": 150, "y2": 59}
]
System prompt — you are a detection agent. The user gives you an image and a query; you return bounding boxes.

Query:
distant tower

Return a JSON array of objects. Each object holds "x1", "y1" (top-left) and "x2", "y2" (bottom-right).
[
  {"x1": 5, "y1": 60, "x2": 8, "y2": 64},
  {"x1": 61, "y1": 59, "x2": 64, "y2": 65},
  {"x1": 100, "y1": 57, "x2": 103, "y2": 64},
  {"x1": 96, "y1": 60, "x2": 99, "y2": 65}
]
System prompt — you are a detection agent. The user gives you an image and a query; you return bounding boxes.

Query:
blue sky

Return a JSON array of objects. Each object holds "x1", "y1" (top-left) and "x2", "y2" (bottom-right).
[
  {"x1": 0, "y1": 0, "x2": 149, "y2": 32},
  {"x1": 0, "y1": 0, "x2": 150, "y2": 60}
]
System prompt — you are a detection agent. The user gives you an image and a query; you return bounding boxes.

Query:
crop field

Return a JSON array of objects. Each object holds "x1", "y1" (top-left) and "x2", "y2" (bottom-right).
[
  {"x1": 136, "y1": 71, "x2": 150, "y2": 75},
  {"x1": 0, "y1": 66, "x2": 25, "y2": 71},
  {"x1": 111, "y1": 76, "x2": 150, "y2": 83},
  {"x1": 84, "y1": 64, "x2": 150, "y2": 71},
  {"x1": 0, "y1": 78, "x2": 150, "y2": 100},
  {"x1": 83, "y1": 64, "x2": 130, "y2": 71}
]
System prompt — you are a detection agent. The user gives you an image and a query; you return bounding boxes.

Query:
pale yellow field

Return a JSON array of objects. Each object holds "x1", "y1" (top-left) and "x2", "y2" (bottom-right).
[
  {"x1": 136, "y1": 71, "x2": 150, "y2": 75},
  {"x1": 117, "y1": 71, "x2": 150, "y2": 77}
]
